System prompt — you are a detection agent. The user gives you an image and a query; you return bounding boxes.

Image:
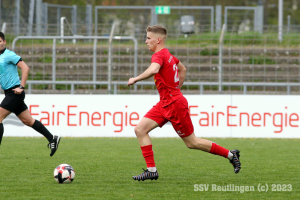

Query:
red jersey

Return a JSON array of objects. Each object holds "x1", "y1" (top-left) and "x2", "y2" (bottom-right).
[{"x1": 151, "y1": 48, "x2": 183, "y2": 107}]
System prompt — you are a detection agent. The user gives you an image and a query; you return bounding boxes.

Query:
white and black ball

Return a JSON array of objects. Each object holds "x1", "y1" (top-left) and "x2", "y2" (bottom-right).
[{"x1": 54, "y1": 164, "x2": 75, "y2": 184}]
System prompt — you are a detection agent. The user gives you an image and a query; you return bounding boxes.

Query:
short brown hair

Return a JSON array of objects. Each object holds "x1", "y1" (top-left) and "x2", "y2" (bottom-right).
[
  {"x1": 0, "y1": 32, "x2": 5, "y2": 41},
  {"x1": 146, "y1": 25, "x2": 167, "y2": 36}
]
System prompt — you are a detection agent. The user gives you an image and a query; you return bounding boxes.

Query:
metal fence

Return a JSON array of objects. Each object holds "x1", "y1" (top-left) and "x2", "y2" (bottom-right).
[
  {"x1": 94, "y1": 6, "x2": 215, "y2": 39},
  {"x1": 11, "y1": 35, "x2": 138, "y2": 94},
  {"x1": 6, "y1": 26, "x2": 300, "y2": 95},
  {"x1": 2, "y1": 2, "x2": 299, "y2": 38},
  {"x1": 2, "y1": 3, "x2": 265, "y2": 37},
  {"x1": 224, "y1": 6, "x2": 264, "y2": 34},
  {"x1": 3, "y1": 2, "x2": 300, "y2": 95},
  {"x1": 14, "y1": 81, "x2": 299, "y2": 95},
  {"x1": 1, "y1": 0, "x2": 92, "y2": 37}
]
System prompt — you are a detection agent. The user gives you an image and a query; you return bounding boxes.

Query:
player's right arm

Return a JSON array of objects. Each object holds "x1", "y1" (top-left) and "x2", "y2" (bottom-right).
[
  {"x1": 127, "y1": 62, "x2": 161, "y2": 86},
  {"x1": 177, "y1": 62, "x2": 186, "y2": 89}
]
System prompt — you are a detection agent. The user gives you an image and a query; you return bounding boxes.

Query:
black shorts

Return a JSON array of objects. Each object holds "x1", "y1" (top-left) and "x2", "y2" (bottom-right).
[{"x1": 0, "y1": 85, "x2": 28, "y2": 116}]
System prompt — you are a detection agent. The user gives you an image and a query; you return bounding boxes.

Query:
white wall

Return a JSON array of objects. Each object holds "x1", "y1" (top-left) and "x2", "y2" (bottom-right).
[{"x1": 3, "y1": 95, "x2": 300, "y2": 138}]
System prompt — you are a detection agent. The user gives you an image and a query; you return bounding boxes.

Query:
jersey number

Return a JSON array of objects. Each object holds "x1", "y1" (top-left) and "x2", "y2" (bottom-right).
[{"x1": 173, "y1": 64, "x2": 179, "y2": 83}]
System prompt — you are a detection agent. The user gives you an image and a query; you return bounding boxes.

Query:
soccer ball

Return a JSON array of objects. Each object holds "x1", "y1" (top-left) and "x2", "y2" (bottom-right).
[{"x1": 54, "y1": 164, "x2": 75, "y2": 184}]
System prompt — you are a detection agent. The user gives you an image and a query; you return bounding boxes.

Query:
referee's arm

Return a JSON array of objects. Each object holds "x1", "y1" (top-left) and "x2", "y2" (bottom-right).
[{"x1": 17, "y1": 60, "x2": 29, "y2": 88}]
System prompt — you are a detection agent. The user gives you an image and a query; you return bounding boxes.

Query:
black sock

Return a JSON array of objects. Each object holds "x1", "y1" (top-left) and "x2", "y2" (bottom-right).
[
  {"x1": 31, "y1": 120, "x2": 53, "y2": 142},
  {"x1": 0, "y1": 123, "x2": 3, "y2": 145}
]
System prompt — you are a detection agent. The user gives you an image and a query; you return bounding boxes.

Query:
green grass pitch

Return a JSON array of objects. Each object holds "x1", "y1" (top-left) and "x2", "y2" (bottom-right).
[{"x1": 0, "y1": 137, "x2": 299, "y2": 199}]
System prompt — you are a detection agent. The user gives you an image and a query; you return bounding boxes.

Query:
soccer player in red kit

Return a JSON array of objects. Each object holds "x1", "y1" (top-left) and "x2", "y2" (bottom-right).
[{"x1": 127, "y1": 25, "x2": 241, "y2": 181}]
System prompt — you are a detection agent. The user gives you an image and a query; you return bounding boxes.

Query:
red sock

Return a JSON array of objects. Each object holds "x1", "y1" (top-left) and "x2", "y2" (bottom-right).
[
  {"x1": 141, "y1": 145, "x2": 155, "y2": 168},
  {"x1": 209, "y1": 142, "x2": 229, "y2": 158}
]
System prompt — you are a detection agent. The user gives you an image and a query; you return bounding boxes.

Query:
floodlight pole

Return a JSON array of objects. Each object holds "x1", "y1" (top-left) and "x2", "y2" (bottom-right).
[
  {"x1": 278, "y1": 0, "x2": 283, "y2": 42},
  {"x1": 219, "y1": 24, "x2": 226, "y2": 94},
  {"x1": 108, "y1": 22, "x2": 116, "y2": 94}
]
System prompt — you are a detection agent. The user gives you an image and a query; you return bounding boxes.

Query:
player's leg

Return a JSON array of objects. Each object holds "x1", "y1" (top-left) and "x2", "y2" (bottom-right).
[
  {"x1": 133, "y1": 102, "x2": 168, "y2": 181},
  {"x1": 0, "y1": 91, "x2": 19, "y2": 146},
  {"x1": 134, "y1": 117, "x2": 159, "y2": 146},
  {"x1": 0, "y1": 107, "x2": 12, "y2": 145},
  {"x1": 133, "y1": 117, "x2": 160, "y2": 181},
  {"x1": 17, "y1": 109, "x2": 51, "y2": 140},
  {"x1": 181, "y1": 133, "x2": 241, "y2": 173},
  {"x1": 182, "y1": 133, "x2": 230, "y2": 156},
  {"x1": 171, "y1": 97, "x2": 241, "y2": 173},
  {"x1": 181, "y1": 133, "x2": 212, "y2": 151},
  {"x1": 135, "y1": 117, "x2": 159, "y2": 170},
  {"x1": 17, "y1": 109, "x2": 61, "y2": 156}
]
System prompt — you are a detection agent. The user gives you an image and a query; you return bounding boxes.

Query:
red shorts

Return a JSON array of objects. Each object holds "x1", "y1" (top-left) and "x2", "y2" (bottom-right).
[{"x1": 144, "y1": 96, "x2": 194, "y2": 138}]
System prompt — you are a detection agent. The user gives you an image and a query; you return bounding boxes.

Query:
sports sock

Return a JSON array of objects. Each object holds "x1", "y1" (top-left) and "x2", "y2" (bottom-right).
[
  {"x1": 147, "y1": 167, "x2": 157, "y2": 172},
  {"x1": 31, "y1": 120, "x2": 53, "y2": 142},
  {"x1": 141, "y1": 144, "x2": 156, "y2": 171},
  {"x1": 227, "y1": 151, "x2": 233, "y2": 160},
  {"x1": 209, "y1": 142, "x2": 229, "y2": 158},
  {"x1": 0, "y1": 123, "x2": 3, "y2": 145}
]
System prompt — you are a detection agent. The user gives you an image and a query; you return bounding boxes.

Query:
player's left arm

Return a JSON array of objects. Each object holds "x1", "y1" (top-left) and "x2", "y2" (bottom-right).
[
  {"x1": 17, "y1": 61, "x2": 29, "y2": 87},
  {"x1": 127, "y1": 62, "x2": 161, "y2": 86},
  {"x1": 13, "y1": 61, "x2": 29, "y2": 94},
  {"x1": 177, "y1": 62, "x2": 186, "y2": 89}
]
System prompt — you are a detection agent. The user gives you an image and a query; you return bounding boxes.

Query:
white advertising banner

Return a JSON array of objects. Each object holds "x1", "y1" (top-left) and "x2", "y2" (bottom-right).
[{"x1": 2, "y1": 95, "x2": 300, "y2": 138}]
